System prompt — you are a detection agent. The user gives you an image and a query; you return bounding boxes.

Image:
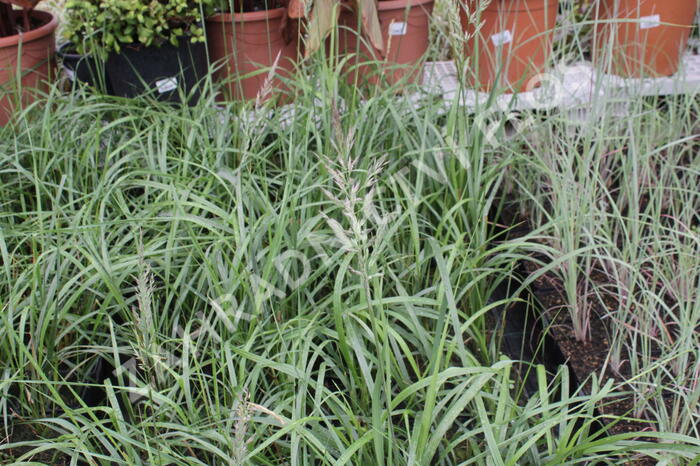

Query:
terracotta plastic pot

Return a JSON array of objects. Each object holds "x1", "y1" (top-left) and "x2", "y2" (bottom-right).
[
  {"x1": 206, "y1": 9, "x2": 298, "y2": 101},
  {"x1": 460, "y1": 0, "x2": 558, "y2": 93},
  {"x1": 0, "y1": 10, "x2": 57, "y2": 126},
  {"x1": 337, "y1": 0, "x2": 434, "y2": 87},
  {"x1": 593, "y1": 0, "x2": 698, "y2": 77}
]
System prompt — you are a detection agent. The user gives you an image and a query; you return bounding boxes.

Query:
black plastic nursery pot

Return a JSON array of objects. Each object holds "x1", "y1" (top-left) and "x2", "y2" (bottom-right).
[
  {"x1": 57, "y1": 42, "x2": 112, "y2": 94},
  {"x1": 106, "y1": 39, "x2": 208, "y2": 104}
]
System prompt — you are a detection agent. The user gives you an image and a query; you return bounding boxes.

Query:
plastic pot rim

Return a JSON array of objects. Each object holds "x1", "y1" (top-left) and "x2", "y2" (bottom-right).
[
  {"x1": 206, "y1": 8, "x2": 287, "y2": 24},
  {"x1": 0, "y1": 10, "x2": 57, "y2": 49}
]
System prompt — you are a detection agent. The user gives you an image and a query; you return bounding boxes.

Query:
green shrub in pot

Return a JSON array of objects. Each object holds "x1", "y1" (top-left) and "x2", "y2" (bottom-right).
[
  {"x1": 64, "y1": 0, "x2": 214, "y2": 103},
  {"x1": 64, "y1": 0, "x2": 214, "y2": 58}
]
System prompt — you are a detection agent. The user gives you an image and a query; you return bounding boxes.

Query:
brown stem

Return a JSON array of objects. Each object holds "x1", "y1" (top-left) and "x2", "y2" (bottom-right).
[{"x1": 21, "y1": 6, "x2": 28, "y2": 31}]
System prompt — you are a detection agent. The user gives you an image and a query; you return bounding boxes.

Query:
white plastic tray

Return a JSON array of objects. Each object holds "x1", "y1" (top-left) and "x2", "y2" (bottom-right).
[{"x1": 422, "y1": 53, "x2": 700, "y2": 113}]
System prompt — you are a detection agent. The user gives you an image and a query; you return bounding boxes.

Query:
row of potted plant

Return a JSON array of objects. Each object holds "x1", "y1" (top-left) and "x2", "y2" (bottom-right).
[
  {"x1": 0, "y1": 0, "x2": 697, "y2": 124},
  {"x1": 464, "y1": 0, "x2": 698, "y2": 93},
  {"x1": 0, "y1": 0, "x2": 436, "y2": 123}
]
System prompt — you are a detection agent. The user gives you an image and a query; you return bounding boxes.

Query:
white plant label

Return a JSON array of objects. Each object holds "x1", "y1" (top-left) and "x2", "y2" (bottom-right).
[
  {"x1": 156, "y1": 77, "x2": 178, "y2": 94},
  {"x1": 639, "y1": 14, "x2": 661, "y2": 30},
  {"x1": 389, "y1": 22, "x2": 407, "y2": 36},
  {"x1": 491, "y1": 30, "x2": 513, "y2": 47}
]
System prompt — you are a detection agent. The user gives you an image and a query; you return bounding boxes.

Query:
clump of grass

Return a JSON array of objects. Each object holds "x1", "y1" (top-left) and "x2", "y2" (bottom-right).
[
  {"x1": 1, "y1": 7, "x2": 700, "y2": 462},
  {"x1": 508, "y1": 89, "x2": 700, "y2": 443}
]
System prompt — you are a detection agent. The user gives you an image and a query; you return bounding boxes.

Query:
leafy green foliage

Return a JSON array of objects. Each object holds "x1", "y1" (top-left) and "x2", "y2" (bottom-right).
[{"x1": 64, "y1": 0, "x2": 214, "y2": 58}]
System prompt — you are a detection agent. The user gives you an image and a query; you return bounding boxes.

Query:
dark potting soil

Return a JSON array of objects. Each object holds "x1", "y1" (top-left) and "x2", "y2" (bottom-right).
[
  {"x1": 499, "y1": 209, "x2": 664, "y2": 442},
  {"x1": 1, "y1": 423, "x2": 72, "y2": 464},
  {"x1": 523, "y1": 265, "x2": 669, "y2": 466},
  {"x1": 485, "y1": 209, "x2": 608, "y2": 439},
  {"x1": 537, "y1": 273, "x2": 685, "y2": 432},
  {"x1": 233, "y1": 0, "x2": 283, "y2": 12},
  {"x1": 486, "y1": 270, "x2": 609, "y2": 444},
  {"x1": 0, "y1": 8, "x2": 47, "y2": 38}
]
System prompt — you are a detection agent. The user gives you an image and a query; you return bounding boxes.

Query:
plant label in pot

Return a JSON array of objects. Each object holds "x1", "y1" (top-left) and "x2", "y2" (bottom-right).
[
  {"x1": 335, "y1": 0, "x2": 435, "y2": 89},
  {"x1": 106, "y1": 41, "x2": 208, "y2": 104},
  {"x1": 593, "y1": 0, "x2": 698, "y2": 77},
  {"x1": 460, "y1": 0, "x2": 559, "y2": 93}
]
